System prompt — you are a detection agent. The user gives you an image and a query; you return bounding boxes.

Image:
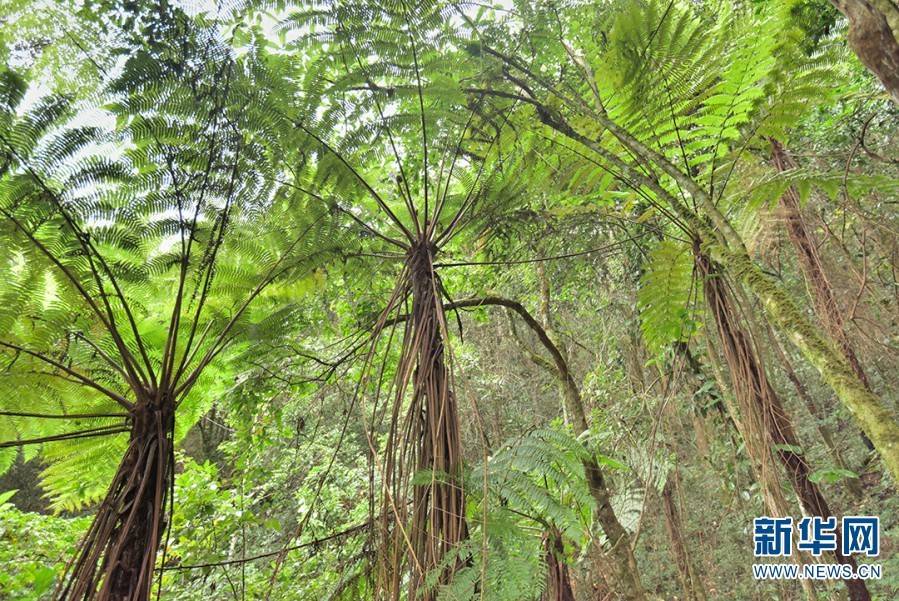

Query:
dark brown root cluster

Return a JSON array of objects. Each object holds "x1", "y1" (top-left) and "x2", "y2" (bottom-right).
[
  {"x1": 695, "y1": 245, "x2": 869, "y2": 601},
  {"x1": 58, "y1": 401, "x2": 175, "y2": 601},
  {"x1": 541, "y1": 529, "x2": 575, "y2": 601},
  {"x1": 378, "y1": 239, "x2": 468, "y2": 601}
]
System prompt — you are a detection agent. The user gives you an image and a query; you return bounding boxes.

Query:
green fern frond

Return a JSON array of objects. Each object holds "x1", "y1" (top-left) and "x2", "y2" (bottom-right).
[{"x1": 637, "y1": 239, "x2": 696, "y2": 355}]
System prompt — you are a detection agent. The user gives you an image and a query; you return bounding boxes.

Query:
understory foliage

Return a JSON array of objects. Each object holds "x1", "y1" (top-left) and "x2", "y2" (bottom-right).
[{"x1": 1, "y1": 0, "x2": 898, "y2": 600}]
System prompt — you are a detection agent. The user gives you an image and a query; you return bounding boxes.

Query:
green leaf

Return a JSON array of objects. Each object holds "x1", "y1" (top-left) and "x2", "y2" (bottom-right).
[
  {"x1": 0, "y1": 488, "x2": 18, "y2": 506},
  {"x1": 595, "y1": 454, "x2": 628, "y2": 471},
  {"x1": 638, "y1": 239, "x2": 696, "y2": 354},
  {"x1": 808, "y1": 468, "x2": 859, "y2": 485},
  {"x1": 33, "y1": 566, "x2": 55, "y2": 595},
  {"x1": 772, "y1": 443, "x2": 804, "y2": 455}
]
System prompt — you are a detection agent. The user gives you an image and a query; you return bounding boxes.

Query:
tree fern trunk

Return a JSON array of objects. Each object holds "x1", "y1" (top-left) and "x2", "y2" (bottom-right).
[
  {"x1": 60, "y1": 399, "x2": 174, "y2": 601},
  {"x1": 542, "y1": 529, "x2": 575, "y2": 601},
  {"x1": 407, "y1": 239, "x2": 467, "y2": 600},
  {"x1": 697, "y1": 249, "x2": 870, "y2": 601},
  {"x1": 552, "y1": 100, "x2": 899, "y2": 482},
  {"x1": 520, "y1": 80, "x2": 899, "y2": 483},
  {"x1": 762, "y1": 318, "x2": 865, "y2": 499},
  {"x1": 705, "y1": 335, "x2": 819, "y2": 601}
]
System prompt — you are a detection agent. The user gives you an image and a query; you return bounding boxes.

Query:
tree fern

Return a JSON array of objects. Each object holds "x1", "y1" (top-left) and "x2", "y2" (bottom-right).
[
  {"x1": 422, "y1": 423, "x2": 642, "y2": 601},
  {"x1": 0, "y1": 4, "x2": 343, "y2": 593},
  {"x1": 579, "y1": 0, "x2": 842, "y2": 203}
]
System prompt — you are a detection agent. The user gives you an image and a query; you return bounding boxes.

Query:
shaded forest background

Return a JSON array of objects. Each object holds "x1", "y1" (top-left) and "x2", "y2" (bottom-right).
[{"x1": 0, "y1": 0, "x2": 898, "y2": 600}]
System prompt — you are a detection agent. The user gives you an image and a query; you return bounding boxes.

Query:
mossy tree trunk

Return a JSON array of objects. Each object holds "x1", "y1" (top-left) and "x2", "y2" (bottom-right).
[
  {"x1": 762, "y1": 319, "x2": 865, "y2": 499},
  {"x1": 565, "y1": 100, "x2": 899, "y2": 484},
  {"x1": 579, "y1": 108, "x2": 899, "y2": 483},
  {"x1": 715, "y1": 244, "x2": 899, "y2": 482},
  {"x1": 830, "y1": 0, "x2": 899, "y2": 105}
]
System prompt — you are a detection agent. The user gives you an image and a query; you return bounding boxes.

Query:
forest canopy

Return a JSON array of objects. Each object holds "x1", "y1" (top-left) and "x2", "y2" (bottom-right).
[{"x1": 1, "y1": 0, "x2": 898, "y2": 600}]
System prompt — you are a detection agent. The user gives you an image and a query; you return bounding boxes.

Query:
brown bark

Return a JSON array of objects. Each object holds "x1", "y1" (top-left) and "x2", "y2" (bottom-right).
[
  {"x1": 831, "y1": 0, "x2": 899, "y2": 105},
  {"x1": 696, "y1": 248, "x2": 870, "y2": 601},
  {"x1": 59, "y1": 399, "x2": 174, "y2": 601},
  {"x1": 661, "y1": 471, "x2": 707, "y2": 601},
  {"x1": 771, "y1": 139, "x2": 877, "y2": 454},
  {"x1": 406, "y1": 240, "x2": 468, "y2": 601},
  {"x1": 704, "y1": 337, "x2": 818, "y2": 601},
  {"x1": 542, "y1": 530, "x2": 576, "y2": 601}
]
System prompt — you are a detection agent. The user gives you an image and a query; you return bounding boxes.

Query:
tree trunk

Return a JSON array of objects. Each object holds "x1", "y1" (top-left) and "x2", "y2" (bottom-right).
[
  {"x1": 59, "y1": 399, "x2": 174, "y2": 601},
  {"x1": 494, "y1": 294, "x2": 647, "y2": 601},
  {"x1": 542, "y1": 529, "x2": 576, "y2": 601},
  {"x1": 831, "y1": 0, "x2": 899, "y2": 105},
  {"x1": 705, "y1": 339, "x2": 818, "y2": 601},
  {"x1": 661, "y1": 470, "x2": 707, "y2": 601},
  {"x1": 407, "y1": 239, "x2": 468, "y2": 600},
  {"x1": 696, "y1": 248, "x2": 870, "y2": 601},
  {"x1": 400, "y1": 294, "x2": 647, "y2": 599},
  {"x1": 770, "y1": 139, "x2": 876, "y2": 407}
]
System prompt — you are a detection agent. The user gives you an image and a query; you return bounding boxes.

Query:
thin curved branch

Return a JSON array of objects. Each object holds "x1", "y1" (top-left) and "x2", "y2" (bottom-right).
[
  {"x1": 159, "y1": 520, "x2": 370, "y2": 571},
  {"x1": 0, "y1": 341, "x2": 132, "y2": 409},
  {"x1": 0, "y1": 425, "x2": 129, "y2": 448},
  {"x1": 295, "y1": 122, "x2": 414, "y2": 242},
  {"x1": 860, "y1": 114, "x2": 899, "y2": 165},
  {"x1": 0, "y1": 410, "x2": 127, "y2": 419}
]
